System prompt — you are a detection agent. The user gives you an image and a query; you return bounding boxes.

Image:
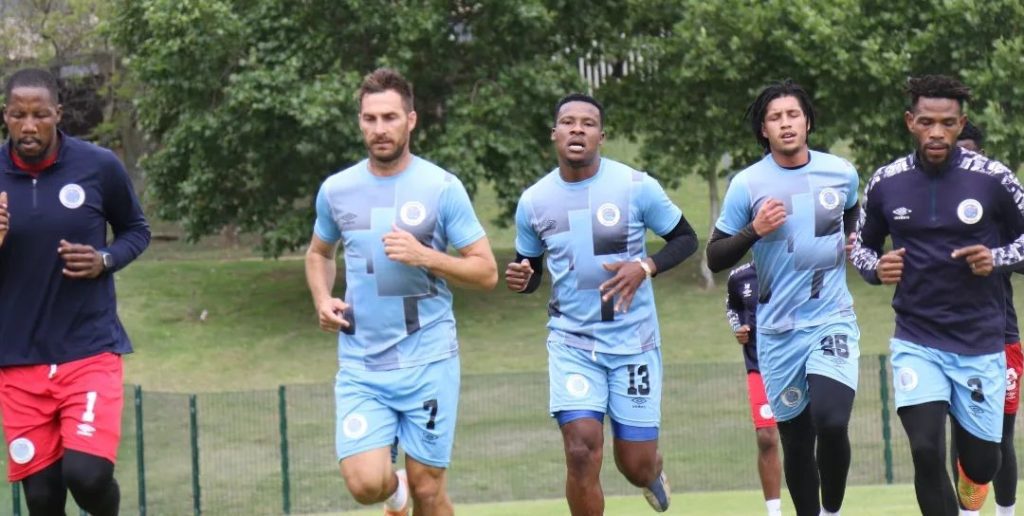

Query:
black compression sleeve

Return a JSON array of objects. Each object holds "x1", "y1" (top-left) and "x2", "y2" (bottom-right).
[
  {"x1": 705, "y1": 226, "x2": 760, "y2": 273},
  {"x1": 843, "y1": 205, "x2": 858, "y2": 236},
  {"x1": 649, "y1": 215, "x2": 699, "y2": 275},
  {"x1": 514, "y1": 252, "x2": 544, "y2": 294}
]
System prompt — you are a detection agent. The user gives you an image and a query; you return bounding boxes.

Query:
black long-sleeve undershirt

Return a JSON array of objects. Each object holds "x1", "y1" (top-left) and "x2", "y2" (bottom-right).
[{"x1": 706, "y1": 205, "x2": 859, "y2": 273}]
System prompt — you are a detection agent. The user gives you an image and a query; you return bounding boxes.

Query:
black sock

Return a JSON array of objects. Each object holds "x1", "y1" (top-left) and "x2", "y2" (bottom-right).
[{"x1": 994, "y1": 413, "x2": 1018, "y2": 507}]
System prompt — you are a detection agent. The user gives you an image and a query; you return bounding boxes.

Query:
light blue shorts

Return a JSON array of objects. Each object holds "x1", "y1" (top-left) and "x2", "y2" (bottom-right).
[
  {"x1": 547, "y1": 338, "x2": 662, "y2": 436},
  {"x1": 334, "y1": 355, "x2": 460, "y2": 468},
  {"x1": 758, "y1": 320, "x2": 860, "y2": 422},
  {"x1": 891, "y1": 338, "x2": 1006, "y2": 443}
]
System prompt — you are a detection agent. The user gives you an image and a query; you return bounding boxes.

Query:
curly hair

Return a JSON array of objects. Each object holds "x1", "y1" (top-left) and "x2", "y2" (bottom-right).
[{"x1": 906, "y1": 75, "x2": 971, "y2": 110}]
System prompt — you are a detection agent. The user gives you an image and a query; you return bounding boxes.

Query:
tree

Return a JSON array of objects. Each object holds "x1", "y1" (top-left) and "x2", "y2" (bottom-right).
[
  {"x1": 600, "y1": 0, "x2": 1024, "y2": 287},
  {"x1": 111, "y1": 0, "x2": 595, "y2": 256}
]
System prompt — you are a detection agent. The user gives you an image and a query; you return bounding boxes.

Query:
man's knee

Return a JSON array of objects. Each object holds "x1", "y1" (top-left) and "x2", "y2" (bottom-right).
[
  {"x1": 756, "y1": 427, "x2": 779, "y2": 454},
  {"x1": 409, "y1": 470, "x2": 446, "y2": 507},
  {"x1": 63, "y1": 451, "x2": 115, "y2": 496},
  {"x1": 342, "y1": 471, "x2": 390, "y2": 504},
  {"x1": 959, "y1": 440, "x2": 1001, "y2": 483},
  {"x1": 565, "y1": 438, "x2": 603, "y2": 474}
]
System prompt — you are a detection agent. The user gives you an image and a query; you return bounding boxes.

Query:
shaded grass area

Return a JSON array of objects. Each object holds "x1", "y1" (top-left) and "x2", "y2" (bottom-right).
[{"x1": 114, "y1": 256, "x2": 909, "y2": 391}]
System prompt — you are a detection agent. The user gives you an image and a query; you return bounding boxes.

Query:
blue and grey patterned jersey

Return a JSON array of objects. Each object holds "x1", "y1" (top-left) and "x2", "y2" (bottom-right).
[
  {"x1": 716, "y1": 150, "x2": 859, "y2": 334},
  {"x1": 314, "y1": 156, "x2": 485, "y2": 371},
  {"x1": 515, "y1": 158, "x2": 683, "y2": 355},
  {"x1": 851, "y1": 147, "x2": 1024, "y2": 355}
]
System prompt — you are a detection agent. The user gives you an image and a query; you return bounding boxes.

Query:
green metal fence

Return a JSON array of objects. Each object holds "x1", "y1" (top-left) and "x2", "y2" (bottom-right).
[{"x1": 2, "y1": 355, "x2": 1018, "y2": 514}]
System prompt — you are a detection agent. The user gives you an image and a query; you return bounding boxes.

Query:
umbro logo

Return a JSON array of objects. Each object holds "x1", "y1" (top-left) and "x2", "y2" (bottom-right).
[
  {"x1": 893, "y1": 207, "x2": 912, "y2": 220},
  {"x1": 742, "y1": 283, "x2": 753, "y2": 297},
  {"x1": 538, "y1": 219, "x2": 558, "y2": 233},
  {"x1": 77, "y1": 423, "x2": 96, "y2": 438},
  {"x1": 339, "y1": 212, "x2": 358, "y2": 225}
]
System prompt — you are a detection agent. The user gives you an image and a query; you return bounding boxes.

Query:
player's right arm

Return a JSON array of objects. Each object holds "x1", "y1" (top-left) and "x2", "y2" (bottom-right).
[
  {"x1": 305, "y1": 186, "x2": 348, "y2": 332},
  {"x1": 507, "y1": 195, "x2": 545, "y2": 294},
  {"x1": 849, "y1": 170, "x2": 902, "y2": 285},
  {"x1": 706, "y1": 176, "x2": 785, "y2": 272},
  {"x1": 724, "y1": 271, "x2": 750, "y2": 345}
]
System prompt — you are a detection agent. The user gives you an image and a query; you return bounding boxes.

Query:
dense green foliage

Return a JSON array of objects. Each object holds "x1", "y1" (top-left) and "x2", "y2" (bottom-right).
[{"x1": 107, "y1": 1, "x2": 1024, "y2": 254}]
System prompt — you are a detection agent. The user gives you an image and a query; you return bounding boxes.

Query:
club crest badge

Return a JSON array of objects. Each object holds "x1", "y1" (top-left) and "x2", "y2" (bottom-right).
[
  {"x1": 596, "y1": 203, "x2": 621, "y2": 227},
  {"x1": 399, "y1": 201, "x2": 427, "y2": 226},
  {"x1": 957, "y1": 199, "x2": 983, "y2": 224},
  {"x1": 59, "y1": 184, "x2": 86, "y2": 209}
]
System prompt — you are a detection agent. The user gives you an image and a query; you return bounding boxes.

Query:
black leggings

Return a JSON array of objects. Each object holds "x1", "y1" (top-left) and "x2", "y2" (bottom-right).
[
  {"x1": 21, "y1": 450, "x2": 120, "y2": 516},
  {"x1": 902, "y1": 401, "x2": 1000, "y2": 516},
  {"x1": 776, "y1": 374, "x2": 855, "y2": 516},
  {"x1": 951, "y1": 412, "x2": 1017, "y2": 507}
]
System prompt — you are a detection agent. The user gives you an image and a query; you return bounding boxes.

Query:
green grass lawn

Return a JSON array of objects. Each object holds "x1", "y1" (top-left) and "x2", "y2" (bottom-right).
[
  {"x1": 335, "y1": 484, "x2": 976, "y2": 515},
  {"x1": 115, "y1": 256, "x2": 913, "y2": 391}
]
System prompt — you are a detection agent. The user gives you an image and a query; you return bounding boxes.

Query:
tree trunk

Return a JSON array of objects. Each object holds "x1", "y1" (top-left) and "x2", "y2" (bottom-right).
[{"x1": 698, "y1": 166, "x2": 720, "y2": 290}]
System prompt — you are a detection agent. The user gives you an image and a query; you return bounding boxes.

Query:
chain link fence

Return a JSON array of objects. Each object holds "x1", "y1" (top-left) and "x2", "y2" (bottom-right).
[{"x1": 2, "y1": 355, "x2": 1016, "y2": 514}]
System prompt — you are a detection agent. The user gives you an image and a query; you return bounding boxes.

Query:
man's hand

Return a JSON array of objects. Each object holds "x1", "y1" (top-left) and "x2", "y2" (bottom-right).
[
  {"x1": 505, "y1": 258, "x2": 534, "y2": 292},
  {"x1": 734, "y1": 325, "x2": 751, "y2": 345},
  {"x1": 0, "y1": 191, "x2": 8, "y2": 247},
  {"x1": 599, "y1": 259, "x2": 649, "y2": 313},
  {"x1": 877, "y1": 248, "x2": 906, "y2": 284},
  {"x1": 58, "y1": 239, "x2": 104, "y2": 279},
  {"x1": 752, "y1": 198, "x2": 787, "y2": 236},
  {"x1": 845, "y1": 232, "x2": 856, "y2": 259},
  {"x1": 383, "y1": 225, "x2": 430, "y2": 267},
  {"x1": 952, "y1": 244, "x2": 993, "y2": 276},
  {"x1": 316, "y1": 297, "x2": 350, "y2": 332}
]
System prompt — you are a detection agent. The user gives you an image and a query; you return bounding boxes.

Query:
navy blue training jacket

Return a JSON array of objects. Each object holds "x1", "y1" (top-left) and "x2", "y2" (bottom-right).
[
  {"x1": 852, "y1": 147, "x2": 1024, "y2": 355},
  {"x1": 0, "y1": 134, "x2": 150, "y2": 366}
]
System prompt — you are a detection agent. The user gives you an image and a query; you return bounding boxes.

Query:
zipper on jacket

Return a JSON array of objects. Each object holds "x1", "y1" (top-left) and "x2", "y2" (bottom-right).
[
  {"x1": 929, "y1": 176, "x2": 937, "y2": 221},
  {"x1": 32, "y1": 178, "x2": 37, "y2": 209}
]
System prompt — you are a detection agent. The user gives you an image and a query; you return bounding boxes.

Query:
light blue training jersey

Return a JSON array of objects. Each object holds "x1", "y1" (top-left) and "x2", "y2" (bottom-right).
[
  {"x1": 715, "y1": 150, "x2": 859, "y2": 334},
  {"x1": 314, "y1": 156, "x2": 485, "y2": 371},
  {"x1": 515, "y1": 158, "x2": 683, "y2": 355}
]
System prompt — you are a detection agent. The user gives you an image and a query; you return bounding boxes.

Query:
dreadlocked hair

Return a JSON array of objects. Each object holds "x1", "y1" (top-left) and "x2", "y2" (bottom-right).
[{"x1": 745, "y1": 79, "x2": 816, "y2": 153}]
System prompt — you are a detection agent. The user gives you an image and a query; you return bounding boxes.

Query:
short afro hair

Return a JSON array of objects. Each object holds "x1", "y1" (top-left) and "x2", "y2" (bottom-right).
[
  {"x1": 4, "y1": 68, "x2": 60, "y2": 105},
  {"x1": 554, "y1": 93, "x2": 604, "y2": 128}
]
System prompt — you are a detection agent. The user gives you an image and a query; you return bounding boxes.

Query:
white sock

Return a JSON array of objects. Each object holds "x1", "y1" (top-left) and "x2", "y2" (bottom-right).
[
  {"x1": 820, "y1": 510, "x2": 840, "y2": 516},
  {"x1": 959, "y1": 510, "x2": 980, "y2": 516},
  {"x1": 765, "y1": 498, "x2": 782, "y2": 516},
  {"x1": 997, "y1": 504, "x2": 1016, "y2": 516},
  {"x1": 384, "y1": 470, "x2": 408, "y2": 511}
]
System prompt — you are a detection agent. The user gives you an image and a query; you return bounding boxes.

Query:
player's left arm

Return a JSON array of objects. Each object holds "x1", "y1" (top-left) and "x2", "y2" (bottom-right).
[
  {"x1": 384, "y1": 177, "x2": 497, "y2": 290},
  {"x1": 61, "y1": 154, "x2": 151, "y2": 278},
  {"x1": 962, "y1": 167, "x2": 1024, "y2": 275}
]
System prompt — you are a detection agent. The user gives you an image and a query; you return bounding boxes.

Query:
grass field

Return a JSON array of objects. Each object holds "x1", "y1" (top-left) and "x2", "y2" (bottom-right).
[{"x1": 337, "y1": 484, "x2": 1012, "y2": 515}]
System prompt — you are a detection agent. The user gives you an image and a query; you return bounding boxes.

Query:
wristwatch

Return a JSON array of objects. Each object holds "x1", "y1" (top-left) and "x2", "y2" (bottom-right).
[
  {"x1": 634, "y1": 257, "x2": 653, "y2": 279},
  {"x1": 99, "y1": 251, "x2": 114, "y2": 271}
]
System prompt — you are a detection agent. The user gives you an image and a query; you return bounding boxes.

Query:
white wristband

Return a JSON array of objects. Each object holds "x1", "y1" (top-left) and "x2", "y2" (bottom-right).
[{"x1": 634, "y1": 257, "x2": 653, "y2": 279}]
